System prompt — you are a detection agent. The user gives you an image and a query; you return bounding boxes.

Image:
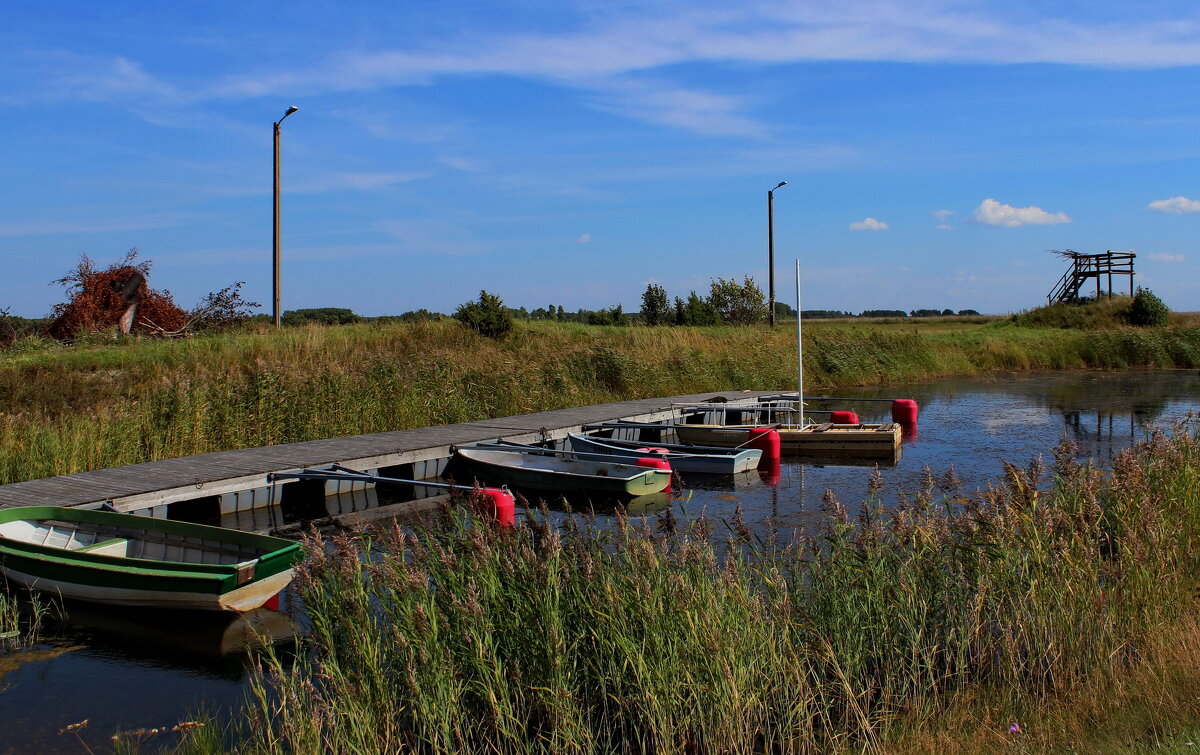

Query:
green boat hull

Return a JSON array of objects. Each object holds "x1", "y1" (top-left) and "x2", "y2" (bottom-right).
[{"x1": 0, "y1": 506, "x2": 302, "y2": 611}]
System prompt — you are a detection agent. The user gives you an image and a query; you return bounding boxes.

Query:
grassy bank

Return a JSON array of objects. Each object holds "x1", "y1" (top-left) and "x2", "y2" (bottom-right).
[
  {"x1": 2, "y1": 317, "x2": 1200, "y2": 484},
  {"x1": 162, "y1": 423, "x2": 1200, "y2": 753}
]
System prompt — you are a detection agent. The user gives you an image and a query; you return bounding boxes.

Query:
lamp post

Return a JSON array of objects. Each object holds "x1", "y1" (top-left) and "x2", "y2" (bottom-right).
[
  {"x1": 273, "y1": 105, "x2": 299, "y2": 329},
  {"x1": 767, "y1": 180, "x2": 787, "y2": 327}
]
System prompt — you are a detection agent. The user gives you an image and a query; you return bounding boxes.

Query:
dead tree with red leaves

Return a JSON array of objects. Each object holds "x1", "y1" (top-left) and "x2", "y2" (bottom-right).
[{"x1": 47, "y1": 249, "x2": 258, "y2": 340}]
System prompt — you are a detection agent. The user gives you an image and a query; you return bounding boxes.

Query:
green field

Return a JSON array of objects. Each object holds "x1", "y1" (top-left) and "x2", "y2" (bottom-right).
[{"x1": 2, "y1": 314, "x2": 1200, "y2": 484}]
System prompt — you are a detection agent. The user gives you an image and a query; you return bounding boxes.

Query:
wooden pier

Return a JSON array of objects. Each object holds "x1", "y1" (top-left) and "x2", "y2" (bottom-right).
[{"x1": 0, "y1": 391, "x2": 777, "y2": 519}]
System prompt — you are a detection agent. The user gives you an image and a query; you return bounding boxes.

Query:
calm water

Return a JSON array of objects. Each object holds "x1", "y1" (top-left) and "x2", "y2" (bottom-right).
[{"x1": 3, "y1": 369, "x2": 1199, "y2": 752}]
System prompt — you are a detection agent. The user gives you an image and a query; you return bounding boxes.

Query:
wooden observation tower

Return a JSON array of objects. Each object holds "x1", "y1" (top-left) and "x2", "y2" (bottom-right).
[{"x1": 1047, "y1": 250, "x2": 1136, "y2": 304}]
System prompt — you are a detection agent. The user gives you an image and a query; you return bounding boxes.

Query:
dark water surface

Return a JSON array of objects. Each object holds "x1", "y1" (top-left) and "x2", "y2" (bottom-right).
[
  {"x1": 669, "y1": 369, "x2": 1200, "y2": 537},
  {"x1": 2, "y1": 369, "x2": 1199, "y2": 752}
]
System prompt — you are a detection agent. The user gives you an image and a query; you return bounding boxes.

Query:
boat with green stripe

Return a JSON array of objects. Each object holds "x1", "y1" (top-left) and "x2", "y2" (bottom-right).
[{"x1": 0, "y1": 506, "x2": 302, "y2": 612}]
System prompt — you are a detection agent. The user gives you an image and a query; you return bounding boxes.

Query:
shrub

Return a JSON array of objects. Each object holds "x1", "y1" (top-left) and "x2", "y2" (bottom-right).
[
  {"x1": 454, "y1": 290, "x2": 514, "y2": 338},
  {"x1": 708, "y1": 276, "x2": 767, "y2": 325},
  {"x1": 1128, "y1": 287, "x2": 1170, "y2": 327}
]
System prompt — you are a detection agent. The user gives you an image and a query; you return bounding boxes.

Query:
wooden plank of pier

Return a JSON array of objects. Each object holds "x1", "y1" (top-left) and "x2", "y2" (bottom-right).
[{"x1": 0, "y1": 390, "x2": 777, "y2": 513}]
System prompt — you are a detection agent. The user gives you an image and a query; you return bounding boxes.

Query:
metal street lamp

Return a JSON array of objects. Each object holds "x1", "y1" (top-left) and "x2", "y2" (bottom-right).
[
  {"x1": 767, "y1": 180, "x2": 787, "y2": 327},
  {"x1": 273, "y1": 105, "x2": 299, "y2": 329}
]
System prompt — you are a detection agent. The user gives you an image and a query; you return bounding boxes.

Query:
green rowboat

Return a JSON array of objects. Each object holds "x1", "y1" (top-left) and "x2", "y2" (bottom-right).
[{"x1": 0, "y1": 506, "x2": 302, "y2": 612}]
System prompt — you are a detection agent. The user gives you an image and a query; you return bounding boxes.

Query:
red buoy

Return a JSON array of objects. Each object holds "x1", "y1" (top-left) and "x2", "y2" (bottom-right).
[
  {"x1": 829, "y1": 410, "x2": 859, "y2": 425},
  {"x1": 477, "y1": 487, "x2": 515, "y2": 526},
  {"x1": 636, "y1": 456, "x2": 672, "y2": 487},
  {"x1": 746, "y1": 427, "x2": 782, "y2": 460},
  {"x1": 891, "y1": 399, "x2": 919, "y2": 428}
]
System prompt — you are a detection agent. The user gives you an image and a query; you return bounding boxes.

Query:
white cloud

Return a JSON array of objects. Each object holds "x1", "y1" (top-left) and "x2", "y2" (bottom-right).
[
  {"x1": 936, "y1": 224, "x2": 955, "y2": 231},
  {"x1": 970, "y1": 198, "x2": 1070, "y2": 227},
  {"x1": 291, "y1": 172, "x2": 427, "y2": 193},
  {"x1": 576, "y1": 233, "x2": 592, "y2": 243},
  {"x1": 1148, "y1": 252, "x2": 1185, "y2": 262},
  {"x1": 932, "y1": 209, "x2": 955, "y2": 219},
  {"x1": 849, "y1": 217, "x2": 888, "y2": 231},
  {"x1": 16, "y1": 5, "x2": 1200, "y2": 143},
  {"x1": 1148, "y1": 196, "x2": 1200, "y2": 214}
]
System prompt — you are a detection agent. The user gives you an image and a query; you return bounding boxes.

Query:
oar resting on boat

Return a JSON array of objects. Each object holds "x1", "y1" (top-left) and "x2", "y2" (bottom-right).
[
  {"x1": 467, "y1": 437, "x2": 758, "y2": 475},
  {"x1": 565, "y1": 433, "x2": 762, "y2": 474},
  {"x1": 448, "y1": 447, "x2": 670, "y2": 499}
]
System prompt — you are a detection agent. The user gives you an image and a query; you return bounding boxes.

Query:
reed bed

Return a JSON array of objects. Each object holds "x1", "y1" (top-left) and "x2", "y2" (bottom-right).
[
  {"x1": 187, "y1": 424, "x2": 1200, "y2": 754},
  {"x1": 2, "y1": 320, "x2": 1200, "y2": 485}
]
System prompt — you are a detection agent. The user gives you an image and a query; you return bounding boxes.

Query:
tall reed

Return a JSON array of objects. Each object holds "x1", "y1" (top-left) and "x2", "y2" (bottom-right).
[
  {"x1": 0, "y1": 590, "x2": 49, "y2": 647},
  {"x1": 195, "y1": 424, "x2": 1200, "y2": 753}
]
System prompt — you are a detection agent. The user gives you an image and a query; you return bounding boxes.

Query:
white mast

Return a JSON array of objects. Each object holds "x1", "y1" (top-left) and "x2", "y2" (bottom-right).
[{"x1": 795, "y1": 258, "x2": 803, "y2": 426}]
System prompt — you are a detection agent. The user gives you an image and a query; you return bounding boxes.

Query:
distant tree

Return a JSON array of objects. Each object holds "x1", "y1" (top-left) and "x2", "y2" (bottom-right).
[
  {"x1": 454, "y1": 290, "x2": 514, "y2": 338},
  {"x1": 1128, "y1": 287, "x2": 1170, "y2": 326},
  {"x1": 859, "y1": 310, "x2": 908, "y2": 318},
  {"x1": 957, "y1": 309, "x2": 981, "y2": 316},
  {"x1": 640, "y1": 284, "x2": 670, "y2": 326},
  {"x1": 556, "y1": 305, "x2": 565, "y2": 320},
  {"x1": 676, "y1": 291, "x2": 721, "y2": 326},
  {"x1": 800, "y1": 310, "x2": 853, "y2": 319},
  {"x1": 910, "y1": 309, "x2": 944, "y2": 318},
  {"x1": 282, "y1": 307, "x2": 361, "y2": 326},
  {"x1": 773, "y1": 301, "x2": 798, "y2": 319},
  {"x1": 587, "y1": 304, "x2": 626, "y2": 326},
  {"x1": 395, "y1": 308, "x2": 443, "y2": 323},
  {"x1": 707, "y1": 276, "x2": 767, "y2": 325}
]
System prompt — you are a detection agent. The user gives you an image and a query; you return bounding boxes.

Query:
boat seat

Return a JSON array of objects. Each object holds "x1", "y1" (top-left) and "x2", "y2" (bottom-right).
[{"x1": 76, "y1": 538, "x2": 129, "y2": 556}]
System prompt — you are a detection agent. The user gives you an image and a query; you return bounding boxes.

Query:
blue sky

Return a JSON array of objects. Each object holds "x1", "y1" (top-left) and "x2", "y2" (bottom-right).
[{"x1": 4, "y1": 1, "x2": 1200, "y2": 317}]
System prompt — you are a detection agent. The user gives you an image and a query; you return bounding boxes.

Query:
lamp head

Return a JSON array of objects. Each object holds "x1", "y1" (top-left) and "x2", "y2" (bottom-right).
[
  {"x1": 285, "y1": 106, "x2": 299, "y2": 115},
  {"x1": 774, "y1": 181, "x2": 788, "y2": 190}
]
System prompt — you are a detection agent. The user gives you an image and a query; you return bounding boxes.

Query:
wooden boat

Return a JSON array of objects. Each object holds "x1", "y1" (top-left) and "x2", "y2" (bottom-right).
[
  {"x1": 565, "y1": 433, "x2": 761, "y2": 474},
  {"x1": 450, "y1": 448, "x2": 670, "y2": 498},
  {"x1": 674, "y1": 422, "x2": 902, "y2": 457},
  {"x1": 0, "y1": 506, "x2": 302, "y2": 612}
]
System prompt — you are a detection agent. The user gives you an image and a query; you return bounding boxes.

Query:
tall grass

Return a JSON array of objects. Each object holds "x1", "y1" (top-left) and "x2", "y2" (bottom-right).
[
  {"x1": 187, "y1": 425, "x2": 1200, "y2": 753},
  {"x1": 2, "y1": 319, "x2": 1199, "y2": 484},
  {"x1": 1, "y1": 320, "x2": 1198, "y2": 486},
  {"x1": 0, "y1": 589, "x2": 50, "y2": 647}
]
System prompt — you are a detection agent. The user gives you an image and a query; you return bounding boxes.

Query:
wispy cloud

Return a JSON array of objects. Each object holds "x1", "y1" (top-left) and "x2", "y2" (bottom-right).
[
  {"x1": 936, "y1": 224, "x2": 955, "y2": 230},
  {"x1": 291, "y1": 172, "x2": 427, "y2": 193},
  {"x1": 850, "y1": 217, "x2": 888, "y2": 231},
  {"x1": 19, "y1": 4, "x2": 1200, "y2": 138},
  {"x1": 970, "y1": 198, "x2": 1070, "y2": 227},
  {"x1": 576, "y1": 233, "x2": 592, "y2": 243},
  {"x1": 1148, "y1": 196, "x2": 1200, "y2": 214},
  {"x1": 932, "y1": 209, "x2": 955, "y2": 219},
  {"x1": 584, "y1": 78, "x2": 769, "y2": 138},
  {"x1": 1148, "y1": 252, "x2": 1186, "y2": 262}
]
